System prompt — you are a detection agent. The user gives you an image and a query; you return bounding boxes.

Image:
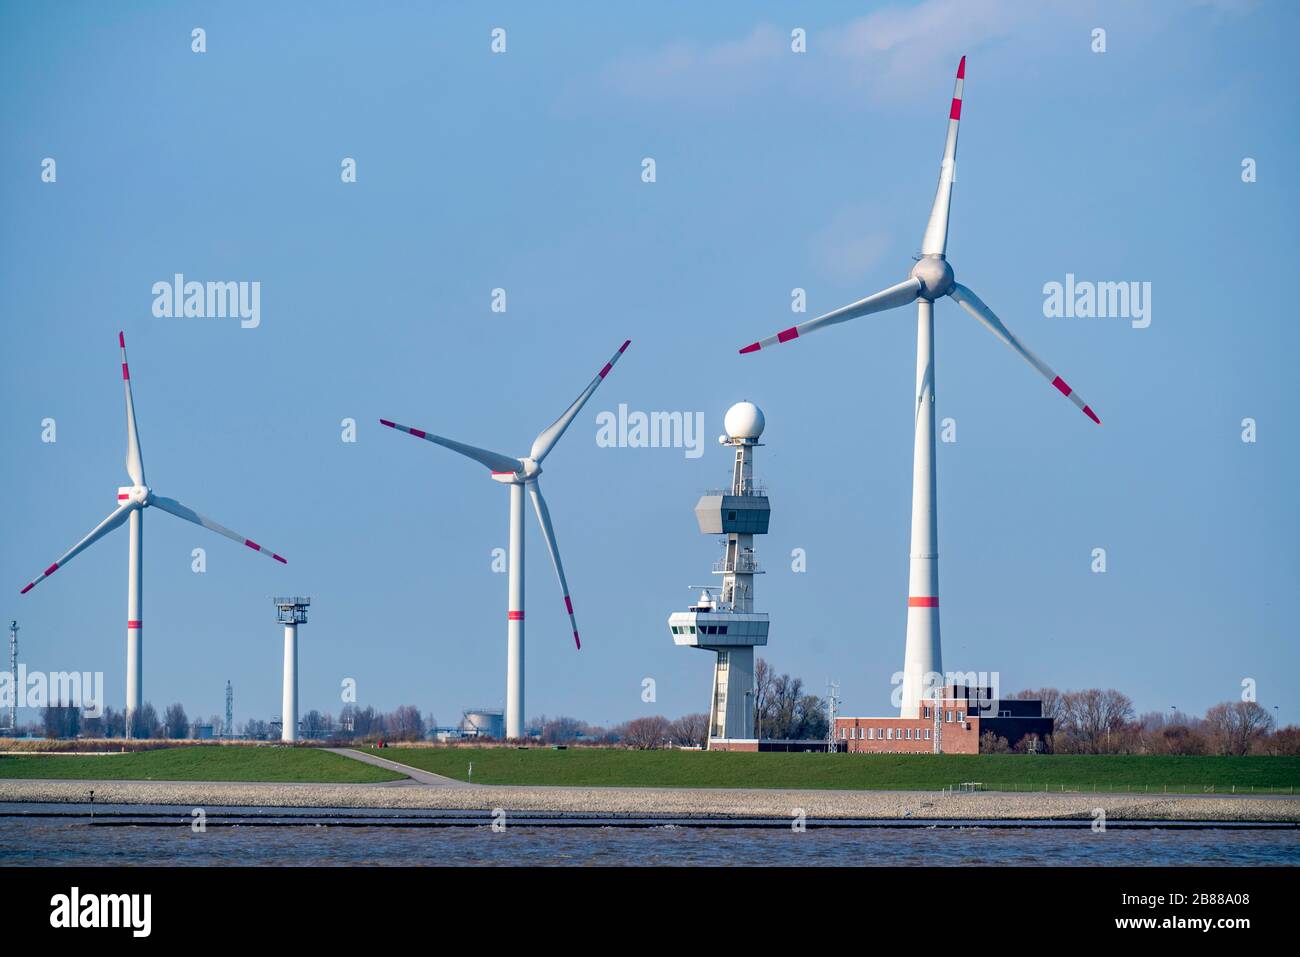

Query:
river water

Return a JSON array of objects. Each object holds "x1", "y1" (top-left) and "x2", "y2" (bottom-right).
[{"x1": 1, "y1": 804, "x2": 1296, "y2": 866}]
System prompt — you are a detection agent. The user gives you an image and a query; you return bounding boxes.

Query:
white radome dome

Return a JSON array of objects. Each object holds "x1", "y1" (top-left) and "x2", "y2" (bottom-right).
[{"x1": 724, "y1": 401, "x2": 765, "y2": 440}]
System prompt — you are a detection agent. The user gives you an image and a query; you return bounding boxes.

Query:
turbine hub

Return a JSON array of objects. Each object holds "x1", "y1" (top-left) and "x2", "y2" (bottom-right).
[{"x1": 910, "y1": 255, "x2": 954, "y2": 300}]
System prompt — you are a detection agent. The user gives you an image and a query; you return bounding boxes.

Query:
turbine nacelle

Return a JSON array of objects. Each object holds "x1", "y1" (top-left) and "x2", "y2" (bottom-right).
[
  {"x1": 910, "y1": 255, "x2": 955, "y2": 301},
  {"x1": 117, "y1": 485, "x2": 150, "y2": 508},
  {"x1": 490, "y1": 459, "x2": 539, "y2": 484}
]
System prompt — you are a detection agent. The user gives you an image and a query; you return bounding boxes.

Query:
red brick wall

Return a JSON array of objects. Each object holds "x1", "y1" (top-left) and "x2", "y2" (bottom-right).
[{"x1": 834, "y1": 713, "x2": 980, "y2": 754}]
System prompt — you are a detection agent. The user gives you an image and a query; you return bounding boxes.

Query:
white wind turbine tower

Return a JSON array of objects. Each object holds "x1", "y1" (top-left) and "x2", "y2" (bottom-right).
[
  {"x1": 738, "y1": 57, "x2": 1102, "y2": 718},
  {"x1": 19, "y1": 332, "x2": 288, "y2": 736},
  {"x1": 381, "y1": 339, "x2": 630, "y2": 740}
]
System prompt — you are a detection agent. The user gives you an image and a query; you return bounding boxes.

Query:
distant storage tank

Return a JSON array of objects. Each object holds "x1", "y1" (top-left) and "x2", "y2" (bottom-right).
[{"x1": 462, "y1": 709, "x2": 505, "y2": 739}]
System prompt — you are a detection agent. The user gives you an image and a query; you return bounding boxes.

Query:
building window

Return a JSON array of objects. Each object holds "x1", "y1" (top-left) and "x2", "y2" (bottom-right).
[
  {"x1": 867, "y1": 728, "x2": 874, "y2": 740},
  {"x1": 924, "y1": 729, "x2": 931, "y2": 740},
  {"x1": 839, "y1": 727, "x2": 846, "y2": 739},
  {"x1": 957, "y1": 711, "x2": 964, "y2": 721},
  {"x1": 886, "y1": 728, "x2": 893, "y2": 740},
  {"x1": 946, "y1": 710, "x2": 953, "y2": 722},
  {"x1": 923, "y1": 706, "x2": 931, "y2": 718}
]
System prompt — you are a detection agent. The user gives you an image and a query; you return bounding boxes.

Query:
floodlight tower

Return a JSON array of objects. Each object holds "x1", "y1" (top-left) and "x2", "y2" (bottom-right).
[
  {"x1": 669, "y1": 403, "x2": 771, "y2": 744},
  {"x1": 274, "y1": 597, "x2": 310, "y2": 742}
]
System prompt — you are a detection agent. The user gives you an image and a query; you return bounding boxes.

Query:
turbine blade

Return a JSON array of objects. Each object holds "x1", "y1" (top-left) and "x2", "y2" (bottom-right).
[
  {"x1": 530, "y1": 340, "x2": 631, "y2": 463},
  {"x1": 120, "y1": 331, "x2": 145, "y2": 485},
  {"x1": 378, "y1": 419, "x2": 522, "y2": 475},
  {"x1": 151, "y1": 495, "x2": 287, "y2": 563},
  {"x1": 920, "y1": 55, "x2": 965, "y2": 257},
  {"x1": 738, "y1": 277, "x2": 921, "y2": 354},
  {"x1": 949, "y1": 283, "x2": 1101, "y2": 424},
  {"x1": 526, "y1": 481, "x2": 581, "y2": 649},
  {"x1": 19, "y1": 502, "x2": 134, "y2": 594}
]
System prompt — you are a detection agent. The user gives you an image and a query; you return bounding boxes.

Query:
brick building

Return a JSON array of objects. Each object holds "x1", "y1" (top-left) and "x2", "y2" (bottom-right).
[{"x1": 834, "y1": 685, "x2": 1053, "y2": 754}]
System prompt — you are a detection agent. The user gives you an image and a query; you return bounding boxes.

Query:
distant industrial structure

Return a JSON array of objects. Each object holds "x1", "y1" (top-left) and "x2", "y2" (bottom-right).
[
  {"x1": 670, "y1": 402, "x2": 771, "y2": 748},
  {"x1": 275, "y1": 597, "x2": 310, "y2": 742},
  {"x1": 461, "y1": 708, "x2": 506, "y2": 740},
  {"x1": 835, "y1": 684, "x2": 1052, "y2": 753}
]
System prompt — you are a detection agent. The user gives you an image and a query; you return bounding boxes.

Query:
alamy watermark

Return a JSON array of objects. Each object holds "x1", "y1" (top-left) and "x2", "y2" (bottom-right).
[
  {"x1": 0, "y1": 667, "x2": 104, "y2": 717},
  {"x1": 151, "y1": 274, "x2": 261, "y2": 329},
  {"x1": 596, "y1": 404, "x2": 704, "y2": 459},
  {"x1": 1043, "y1": 274, "x2": 1150, "y2": 329},
  {"x1": 890, "y1": 670, "x2": 1001, "y2": 710}
]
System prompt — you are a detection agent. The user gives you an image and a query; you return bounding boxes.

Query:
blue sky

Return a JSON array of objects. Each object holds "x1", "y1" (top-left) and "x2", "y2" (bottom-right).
[{"x1": 2, "y1": 0, "x2": 1296, "y2": 730}]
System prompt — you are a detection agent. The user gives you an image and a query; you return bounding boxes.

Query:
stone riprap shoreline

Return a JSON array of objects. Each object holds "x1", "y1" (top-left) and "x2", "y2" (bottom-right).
[{"x1": 1, "y1": 778, "x2": 1297, "y2": 822}]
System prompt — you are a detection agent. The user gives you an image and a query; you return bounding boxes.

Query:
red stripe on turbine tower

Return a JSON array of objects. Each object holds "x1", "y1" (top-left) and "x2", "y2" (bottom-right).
[
  {"x1": 122, "y1": 363, "x2": 130, "y2": 380},
  {"x1": 949, "y1": 99, "x2": 962, "y2": 120},
  {"x1": 508, "y1": 611, "x2": 524, "y2": 621},
  {"x1": 127, "y1": 620, "x2": 142, "y2": 628},
  {"x1": 908, "y1": 596, "x2": 939, "y2": 607}
]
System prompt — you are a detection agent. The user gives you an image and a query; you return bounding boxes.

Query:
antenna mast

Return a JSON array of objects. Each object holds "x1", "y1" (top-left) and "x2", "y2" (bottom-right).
[
  {"x1": 224, "y1": 679, "x2": 234, "y2": 738},
  {"x1": 6, "y1": 621, "x2": 17, "y2": 733},
  {"x1": 826, "y1": 680, "x2": 840, "y2": 753}
]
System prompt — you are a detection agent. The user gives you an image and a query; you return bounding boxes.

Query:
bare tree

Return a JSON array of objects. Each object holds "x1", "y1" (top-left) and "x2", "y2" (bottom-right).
[
  {"x1": 1204, "y1": 701, "x2": 1274, "y2": 756},
  {"x1": 301, "y1": 710, "x2": 332, "y2": 738},
  {"x1": 162, "y1": 702, "x2": 189, "y2": 739},
  {"x1": 1057, "y1": 689, "x2": 1134, "y2": 754},
  {"x1": 387, "y1": 705, "x2": 425, "y2": 741},
  {"x1": 622, "y1": 716, "x2": 671, "y2": 749},
  {"x1": 538, "y1": 715, "x2": 584, "y2": 744},
  {"x1": 670, "y1": 713, "x2": 709, "y2": 747},
  {"x1": 131, "y1": 702, "x2": 161, "y2": 739},
  {"x1": 980, "y1": 730, "x2": 1011, "y2": 753},
  {"x1": 42, "y1": 705, "x2": 80, "y2": 739},
  {"x1": 754, "y1": 658, "x2": 773, "y2": 731}
]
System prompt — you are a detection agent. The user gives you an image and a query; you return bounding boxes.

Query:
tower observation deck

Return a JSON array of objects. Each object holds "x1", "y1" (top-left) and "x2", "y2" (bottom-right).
[{"x1": 669, "y1": 402, "x2": 770, "y2": 744}]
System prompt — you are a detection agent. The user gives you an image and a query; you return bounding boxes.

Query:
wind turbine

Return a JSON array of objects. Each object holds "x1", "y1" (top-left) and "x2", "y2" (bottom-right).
[
  {"x1": 738, "y1": 57, "x2": 1101, "y2": 718},
  {"x1": 19, "y1": 332, "x2": 288, "y2": 736},
  {"x1": 380, "y1": 339, "x2": 630, "y2": 740}
]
